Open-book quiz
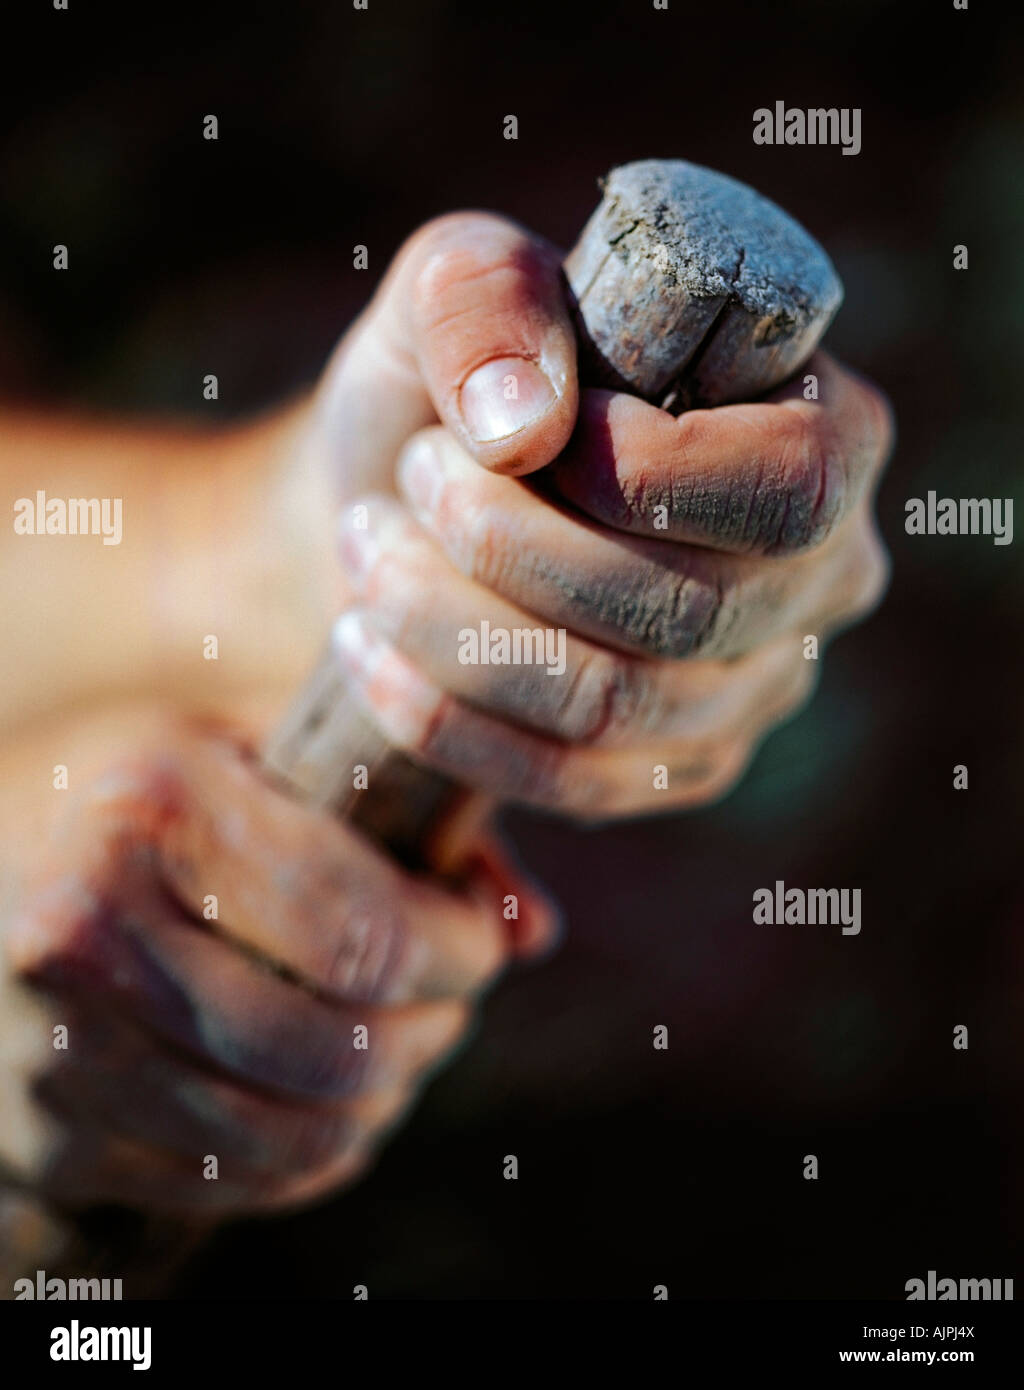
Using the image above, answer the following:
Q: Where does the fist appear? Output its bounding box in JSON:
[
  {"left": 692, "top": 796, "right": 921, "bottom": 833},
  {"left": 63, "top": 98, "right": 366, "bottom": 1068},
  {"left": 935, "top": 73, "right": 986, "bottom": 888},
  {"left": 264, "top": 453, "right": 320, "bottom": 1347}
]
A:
[
  {"left": 2, "top": 713, "right": 553, "bottom": 1215},
  {"left": 308, "top": 212, "right": 893, "bottom": 819}
]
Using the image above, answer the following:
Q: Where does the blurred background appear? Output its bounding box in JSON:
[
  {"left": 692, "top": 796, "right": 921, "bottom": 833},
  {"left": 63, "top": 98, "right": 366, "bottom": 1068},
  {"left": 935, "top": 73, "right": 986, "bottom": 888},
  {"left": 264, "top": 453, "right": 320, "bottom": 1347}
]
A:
[{"left": 2, "top": 0, "right": 1021, "bottom": 1297}]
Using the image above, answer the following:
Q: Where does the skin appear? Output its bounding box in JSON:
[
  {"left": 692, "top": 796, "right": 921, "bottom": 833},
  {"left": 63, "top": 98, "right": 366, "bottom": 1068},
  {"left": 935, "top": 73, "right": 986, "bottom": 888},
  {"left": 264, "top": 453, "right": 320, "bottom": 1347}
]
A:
[
  {"left": 0, "top": 705, "right": 553, "bottom": 1215},
  {"left": 0, "top": 210, "right": 892, "bottom": 1218},
  {"left": 317, "top": 212, "right": 893, "bottom": 818}
]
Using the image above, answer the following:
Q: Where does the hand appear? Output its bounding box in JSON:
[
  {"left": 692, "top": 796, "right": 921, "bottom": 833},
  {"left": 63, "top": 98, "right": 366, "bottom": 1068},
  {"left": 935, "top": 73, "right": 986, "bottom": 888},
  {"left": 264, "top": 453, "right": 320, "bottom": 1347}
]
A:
[
  {"left": 306, "top": 213, "right": 893, "bottom": 819},
  {"left": 1, "top": 710, "right": 553, "bottom": 1215}
]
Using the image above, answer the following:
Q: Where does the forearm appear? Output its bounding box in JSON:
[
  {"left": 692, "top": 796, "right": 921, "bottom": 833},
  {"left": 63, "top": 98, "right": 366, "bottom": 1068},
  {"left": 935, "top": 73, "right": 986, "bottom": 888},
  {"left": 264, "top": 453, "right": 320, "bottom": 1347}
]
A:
[{"left": 1, "top": 397, "right": 337, "bottom": 734}]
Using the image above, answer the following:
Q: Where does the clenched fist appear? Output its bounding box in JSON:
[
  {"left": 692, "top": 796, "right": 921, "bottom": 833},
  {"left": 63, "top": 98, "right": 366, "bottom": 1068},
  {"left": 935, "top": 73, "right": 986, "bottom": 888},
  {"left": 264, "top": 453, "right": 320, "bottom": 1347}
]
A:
[
  {"left": 0, "top": 200, "right": 891, "bottom": 1232},
  {"left": 1, "top": 711, "right": 553, "bottom": 1215},
  {"left": 309, "top": 212, "right": 893, "bottom": 819}
]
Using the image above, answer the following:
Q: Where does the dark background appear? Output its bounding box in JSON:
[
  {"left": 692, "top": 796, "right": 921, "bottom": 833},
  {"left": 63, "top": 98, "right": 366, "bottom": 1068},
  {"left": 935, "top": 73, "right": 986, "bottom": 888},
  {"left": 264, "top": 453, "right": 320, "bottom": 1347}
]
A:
[{"left": 2, "top": 0, "right": 1021, "bottom": 1297}]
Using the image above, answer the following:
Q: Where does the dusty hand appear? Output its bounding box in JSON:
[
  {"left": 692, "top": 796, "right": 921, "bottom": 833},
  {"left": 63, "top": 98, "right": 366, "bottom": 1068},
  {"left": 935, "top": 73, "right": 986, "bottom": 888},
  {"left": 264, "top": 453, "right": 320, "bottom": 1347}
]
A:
[
  {"left": 307, "top": 212, "right": 893, "bottom": 819},
  {"left": 1, "top": 712, "right": 552, "bottom": 1215}
]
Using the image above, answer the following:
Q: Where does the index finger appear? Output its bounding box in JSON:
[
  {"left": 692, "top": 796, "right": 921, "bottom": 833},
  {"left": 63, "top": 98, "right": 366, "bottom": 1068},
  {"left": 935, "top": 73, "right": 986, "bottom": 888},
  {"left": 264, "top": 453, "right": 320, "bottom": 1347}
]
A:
[{"left": 546, "top": 351, "right": 893, "bottom": 555}]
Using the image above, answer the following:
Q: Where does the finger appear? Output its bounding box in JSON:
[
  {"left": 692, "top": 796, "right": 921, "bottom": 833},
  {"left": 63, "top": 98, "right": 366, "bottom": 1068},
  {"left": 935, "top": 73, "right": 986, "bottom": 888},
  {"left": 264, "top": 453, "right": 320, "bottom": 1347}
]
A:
[
  {"left": 11, "top": 882, "right": 469, "bottom": 1104},
  {"left": 547, "top": 352, "right": 894, "bottom": 554},
  {"left": 343, "top": 492, "right": 645, "bottom": 740},
  {"left": 33, "top": 1124, "right": 309, "bottom": 1214},
  {"left": 314, "top": 211, "right": 578, "bottom": 488},
  {"left": 30, "top": 1004, "right": 407, "bottom": 1179},
  {"left": 331, "top": 609, "right": 767, "bottom": 818},
  {"left": 396, "top": 426, "right": 853, "bottom": 660},
  {"left": 344, "top": 494, "right": 823, "bottom": 747},
  {"left": 51, "top": 738, "right": 511, "bottom": 1003}
]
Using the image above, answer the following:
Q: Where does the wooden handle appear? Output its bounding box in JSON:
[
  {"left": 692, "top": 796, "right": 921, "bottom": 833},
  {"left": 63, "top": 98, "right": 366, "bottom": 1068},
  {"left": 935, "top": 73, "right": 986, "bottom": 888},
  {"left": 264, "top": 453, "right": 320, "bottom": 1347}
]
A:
[
  {"left": 263, "top": 159, "right": 844, "bottom": 868},
  {"left": 263, "top": 647, "right": 480, "bottom": 870},
  {"left": 11, "top": 161, "right": 844, "bottom": 1293}
]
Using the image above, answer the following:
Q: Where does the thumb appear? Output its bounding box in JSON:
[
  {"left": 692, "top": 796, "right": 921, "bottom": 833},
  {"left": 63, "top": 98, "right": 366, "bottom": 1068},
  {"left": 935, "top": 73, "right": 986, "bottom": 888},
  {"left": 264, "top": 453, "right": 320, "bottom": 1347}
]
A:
[{"left": 312, "top": 211, "right": 579, "bottom": 491}]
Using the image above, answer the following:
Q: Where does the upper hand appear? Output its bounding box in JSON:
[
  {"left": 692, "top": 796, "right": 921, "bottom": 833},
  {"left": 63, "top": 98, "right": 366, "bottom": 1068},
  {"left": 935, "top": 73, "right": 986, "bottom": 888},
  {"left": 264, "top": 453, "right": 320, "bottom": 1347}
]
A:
[{"left": 308, "top": 212, "right": 894, "bottom": 819}]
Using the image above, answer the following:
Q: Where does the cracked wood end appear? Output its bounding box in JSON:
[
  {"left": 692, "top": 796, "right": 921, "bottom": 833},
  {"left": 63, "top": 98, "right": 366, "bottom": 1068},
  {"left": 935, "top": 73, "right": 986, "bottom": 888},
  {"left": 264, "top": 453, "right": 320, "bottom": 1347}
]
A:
[{"left": 565, "top": 159, "right": 843, "bottom": 411}]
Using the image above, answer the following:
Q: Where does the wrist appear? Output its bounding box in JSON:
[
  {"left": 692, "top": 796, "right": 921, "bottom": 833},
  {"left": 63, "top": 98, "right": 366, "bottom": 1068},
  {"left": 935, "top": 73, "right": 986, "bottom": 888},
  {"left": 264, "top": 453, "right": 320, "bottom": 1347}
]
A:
[{"left": 159, "top": 395, "right": 341, "bottom": 702}]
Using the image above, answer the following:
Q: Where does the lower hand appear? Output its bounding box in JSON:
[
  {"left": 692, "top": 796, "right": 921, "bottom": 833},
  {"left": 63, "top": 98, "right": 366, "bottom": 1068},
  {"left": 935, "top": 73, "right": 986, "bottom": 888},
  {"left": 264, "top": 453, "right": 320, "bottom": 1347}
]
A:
[{"left": 1, "top": 711, "right": 553, "bottom": 1215}]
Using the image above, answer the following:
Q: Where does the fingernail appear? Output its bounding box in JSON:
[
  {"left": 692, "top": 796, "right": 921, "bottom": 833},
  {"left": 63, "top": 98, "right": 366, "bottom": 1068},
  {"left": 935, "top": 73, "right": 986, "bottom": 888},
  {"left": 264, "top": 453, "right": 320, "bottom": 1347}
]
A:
[
  {"left": 399, "top": 438, "right": 442, "bottom": 517},
  {"left": 337, "top": 521, "right": 379, "bottom": 585},
  {"left": 332, "top": 613, "right": 444, "bottom": 748},
  {"left": 460, "top": 356, "right": 556, "bottom": 442}
]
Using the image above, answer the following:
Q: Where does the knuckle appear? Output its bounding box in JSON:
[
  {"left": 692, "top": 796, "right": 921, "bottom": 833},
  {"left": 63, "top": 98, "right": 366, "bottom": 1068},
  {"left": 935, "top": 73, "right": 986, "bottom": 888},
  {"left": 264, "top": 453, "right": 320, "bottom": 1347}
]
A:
[
  {"left": 279, "top": 1110, "right": 358, "bottom": 1173},
  {"left": 458, "top": 493, "right": 517, "bottom": 592},
  {"left": 298, "top": 1028, "right": 375, "bottom": 1101},
  {"left": 763, "top": 658, "right": 818, "bottom": 729},
  {"left": 673, "top": 570, "right": 734, "bottom": 658},
  {"left": 273, "top": 853, "right": 413, "bottom": 1004},
  {"left": 421, "top": 691, "right": 578, "bottom": 810},
  {"left": 655, "top": 742, "right": 745, "bottom": 811},
  {"left": 256, "top": 1149, "right": 369, "bottom": 1212},
  {"left": 773, "top": 414, "right": 846, "bottom": 553},
  {"left": 659, "top": 684, "right": 721, "bottom": 742},
  {"left": 860, "top": 377, "right": 896, "bottom": 468},
  {"left": 559, "top": 652, "right": 656, "bottom": 745},
  {"left": 351, "top": 1089, "right": 414, "bottom": 1147},
  {"left": 364, "top": 542, "right": 430, "bottom": 633},
  {"left": 696, "top": 741, "right": 751, "bottom": 804},
  {"left": 546, "top": 752, "right": 616, "bottom": 817},
  {"left": 268, "top": 851, "right": 342, "bottom": 927},
  {"left": 381, "top": 1004, "right": 470, "bottom": 1087},
  {"left": 415, "top": 1000, "right": 472, "bottom": 1070},
  {"left": 612, "top": 565, "right": 729, "bottom": 659},
  {"left": 83, "top": 752, "right": 191, "bottom": 847},
  {"left": 410, "top": 217, "right": 538, "bottom": 335},
  {"left": 396, "top": 686, "right": 459, "bottom": 764},
  {"left": 6, "top": 882, "right": 113, "bottom": 982},
  {"left": 407, "top": 211, "right": 506, "bottom": 266},
  {"left": 320, "top": 905, "right": 413, "bottom": 1004},
  {"left": 522, "top": 744, "right": 580, "bottom": 808},
  {"left": 835, "top": 522, "right": 892, "bottom": 627},
  {"left": 854, "top": 527, "right": 892, "bottom": 616}
]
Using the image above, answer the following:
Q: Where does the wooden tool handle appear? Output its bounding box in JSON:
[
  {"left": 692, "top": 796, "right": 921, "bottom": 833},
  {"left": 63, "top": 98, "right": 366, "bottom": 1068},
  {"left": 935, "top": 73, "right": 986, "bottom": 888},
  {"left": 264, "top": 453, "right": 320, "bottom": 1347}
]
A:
[
  {"left": 263, "top": 159, "right": 844, "bottom": 868},
  {"left": 11, "top": 161, "right": 844, "bottom": 1294},
  {"left": 263, "top": 653, "right": 476, "bottom": 870}
]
